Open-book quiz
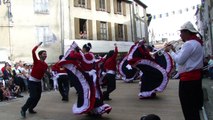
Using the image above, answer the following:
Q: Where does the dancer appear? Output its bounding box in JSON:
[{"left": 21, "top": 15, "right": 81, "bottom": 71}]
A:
[
  {"left": 20, "top": 42, "right": 48, "bottom": 118},
  {"left": 52, "top": 55, "right": 70, "bottom": 101},
  {"left": 102, "top": 43, "right": 118, "bottom": 101},
  {"left": 118, "top": 55, "right": 139, "bottom": 83},
  {"left": 59, "top": 42, "right": 111, "bottom": 116},
  {"left": 127, "top": 41, "right": 169, "bottom": 99}
]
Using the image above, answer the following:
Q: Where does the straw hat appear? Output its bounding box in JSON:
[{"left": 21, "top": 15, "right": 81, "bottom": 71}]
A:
[{"left": 180, "top": 21, "right": 198, "bottom": 33}]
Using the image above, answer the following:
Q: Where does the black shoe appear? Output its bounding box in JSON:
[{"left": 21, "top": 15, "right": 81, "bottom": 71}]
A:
[
  {"left": 62, "top": 98, "right": 69, "bottom": 102},
  {"left": 103, "top": 98, "right": 112, "bottom": 101},
  {"left": 29, "top": 109, "right": 37, "bottom": 114},
  {"left": 20, "top": 109, "right": 26, "bottom": 118},
  {"left": 17, "top": 95, "right": 24, "bottom": 98}
]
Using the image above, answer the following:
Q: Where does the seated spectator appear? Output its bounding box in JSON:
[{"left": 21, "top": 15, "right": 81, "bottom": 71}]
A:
[
  {"left": 8, "top": 80, "right": 23, "bottom": 98},
  {"left": 0, "top": 83, "right": 3, "bottom": 101},
  {"left": 140, "top": 114, "right": 161, "bottom": 120},
  {"left": 0, "top": 82, "right": 12, "bottom": 100}
]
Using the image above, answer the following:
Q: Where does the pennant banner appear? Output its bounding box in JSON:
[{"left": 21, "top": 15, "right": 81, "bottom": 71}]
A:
[{"left": 152, "top": 4, "right": 200, "bottom": 19}]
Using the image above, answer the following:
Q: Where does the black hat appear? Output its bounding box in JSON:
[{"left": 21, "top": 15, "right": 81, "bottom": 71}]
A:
[
  {"left": 140, "top": 114, "right": 161, "bottom": 120},
  {"left": 59, "top": 55, "right": 64, "bottom": 60}
]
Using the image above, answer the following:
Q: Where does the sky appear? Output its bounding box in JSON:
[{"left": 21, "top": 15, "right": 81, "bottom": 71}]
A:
[
  {"left": 142, "top": 0, "right": 201, "bottom": 14},
  {"left": 141, "top": 0, "right": 201, "bottom": 42}
]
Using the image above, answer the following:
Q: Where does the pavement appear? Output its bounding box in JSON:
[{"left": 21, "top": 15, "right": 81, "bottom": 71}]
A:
[
  {"left": 202, "top": 78, "right": 213, "bottom": 120},
  {"left": 0, "top": 79, "right": 211, "bottom": 120}
]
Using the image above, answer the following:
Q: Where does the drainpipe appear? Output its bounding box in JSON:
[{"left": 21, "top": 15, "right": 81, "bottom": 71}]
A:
[
  {"left": 60, "top": 0, "right": 64, "bottom": 55},
  {"left": 129, "top": 2, "right": 134, "bottom": 42},
  {"left": 132, "top": 2, "right": 136, "bottom": 41},
  {"left": 68, "top": 0, "right": 71, "bottom": 40}
]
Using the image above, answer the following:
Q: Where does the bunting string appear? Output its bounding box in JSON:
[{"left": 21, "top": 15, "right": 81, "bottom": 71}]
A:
[{"left": 151, "top": 4, "right": 200, "bottom": 20}]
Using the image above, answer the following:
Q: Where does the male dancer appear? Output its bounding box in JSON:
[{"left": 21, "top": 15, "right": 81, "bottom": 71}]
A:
[
  {"left": 103, "top": 43, "right": 118, "bottom": 101},
  {"left": 20, "top": 42, "right": 48, "bottom": 118},
  {"left": 52, "top": 55, "right": 70, "bottom": 101}
]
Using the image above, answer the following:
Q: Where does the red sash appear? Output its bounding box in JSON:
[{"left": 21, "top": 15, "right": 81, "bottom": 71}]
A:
[{"left": 180, "top": 69, "right": 202, "bottom": 81}]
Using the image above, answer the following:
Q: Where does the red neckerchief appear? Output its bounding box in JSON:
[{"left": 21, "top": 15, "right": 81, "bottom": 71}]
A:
[{"left": 188, "top": 35, "right": 203, "bottom": 46}]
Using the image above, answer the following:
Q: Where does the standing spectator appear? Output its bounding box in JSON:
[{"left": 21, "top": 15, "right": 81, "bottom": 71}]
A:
[
  {"left": 52, "top": 55, "right": 70, "bottom": 101},
  {"left": 208, "top": 55, "right": 213, "bottom": 79},
  {"left": 0, "top": 70, "right": 4, "bottom": 84},
  {"left": 19, "top": 63, "right": 30, "bottom": 91},
  {"left": 12, "top": 64, "right": 25, "bottom": 92},
  {"left": 165, "top": 21, "right": 204, "bottom": 120},
  {"left": 1, "top": 62, "right": 10, "bottom": 73},
  {"left": 2, "top": 63, "right": 13, "bottom": 87},
  {"left": 20, "top": 42, "right": 48, "bottom": 118},
  {"left": 102, "top": 43, "right": 118, "bottom": 101}
]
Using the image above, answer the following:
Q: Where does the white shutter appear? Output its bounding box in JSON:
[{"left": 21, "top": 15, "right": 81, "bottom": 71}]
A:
[
  {"left": 36, "top": 27, "right": 43, "bottom": 43},
  {"left": 44, "top": 0, "right": 49, "bottom": 12}
]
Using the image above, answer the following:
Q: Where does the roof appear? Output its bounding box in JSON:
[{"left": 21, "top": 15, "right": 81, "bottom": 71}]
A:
[
  {"left": 122, "top": 0, "right": 147, "bottom": 8},
  {"left": 134, "top": 0, "right": 147, "bottom": 8}
]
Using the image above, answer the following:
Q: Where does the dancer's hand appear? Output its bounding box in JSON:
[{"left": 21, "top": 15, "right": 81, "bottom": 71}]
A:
[{"left": 37, "top": 42, "right": 43, "bottom": 47}]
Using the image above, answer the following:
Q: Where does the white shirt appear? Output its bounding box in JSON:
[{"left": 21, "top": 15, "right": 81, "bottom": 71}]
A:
[
  {"left": 208, "top": 59, "right": 213, "bottom": 65},
  {"left": 170, "top": 40, "right": 204, "bottom": 74}
]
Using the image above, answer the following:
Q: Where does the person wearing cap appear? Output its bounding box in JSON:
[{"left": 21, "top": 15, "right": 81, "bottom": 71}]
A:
[{"left": 165, "top": 21, "right": 204, "bottom": 120}]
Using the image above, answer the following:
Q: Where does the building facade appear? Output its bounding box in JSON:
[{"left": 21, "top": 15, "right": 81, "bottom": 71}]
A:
[
  {"left": 0, "top": 0, "right": 148, "bottom": 63},
  {"left": 196, "top": 0, "right": 213, "bottom": 56}
]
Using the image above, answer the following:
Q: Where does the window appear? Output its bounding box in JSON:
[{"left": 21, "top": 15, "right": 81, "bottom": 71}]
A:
[
  {"left": 34, "top": 0, "right": 49, "bottom": 14},
  {"left": 78, "top": 0, "right": 86, "bottom": 7},
  {"left": 100, "top": 22, "right": 107, "bottom": 40},
  {"left": 117, "top": 0, "right": 122, "bottom": 13},
  {"left": 99, "top": 0, "right": 105, "bottom": 10},
  {"left": 118, "top": 24, "right": 124, "bottom": 40},
  {"left": 79, "top": 19, "right": 87, "bottom": 39},
  {"left": 135, "top": 4, "right": 139, "bottom": 15},
  {"left": 36, "top": 26, "right": 56, "bottom": 45}
]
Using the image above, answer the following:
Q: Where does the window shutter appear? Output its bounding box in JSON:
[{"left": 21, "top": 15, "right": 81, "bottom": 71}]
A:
[
  {"left": 115, "top": 23, "right": 118, "bottom": 41},
  {"left": 88, "top": 20, "right": 93, "bottom": 40},
  {"left": 124, "top": 24, "right": 128, "bottom": 41},
  {"left": 114, "top": 0, "right": 117, "bottom": 14},
  {"left": 123, "top": 2, "right": 126, "bottom": 16},
  {"left": 74, "top": 0, "right": 78, "bottom": 7},
  {"left": 96, "top": 21, "right": 101, "bottom": 40},
  {"left": 96, "top": 0, "right": 100, "bottom": 11},
  {"left": 74, "top": 18, "right": 80, "bottom": 39},
  {"left": 87, "top": 0, "right": 91, "bottom": 9},
  {"left": 108, "top": 22, "right": 112, "bottom": 41},
  {"left": 107, "top": 0, "right": 111, "bottom": 13}
]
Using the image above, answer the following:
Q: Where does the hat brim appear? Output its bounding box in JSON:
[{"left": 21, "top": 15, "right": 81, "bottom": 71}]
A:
[{"left": 179, "top": 29, "right": 198, "bottom": 33}]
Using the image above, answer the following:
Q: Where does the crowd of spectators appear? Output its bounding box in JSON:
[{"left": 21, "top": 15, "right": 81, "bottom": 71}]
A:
[{"left": 0, "top": 61, "right": 55, "bottom": 102}]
